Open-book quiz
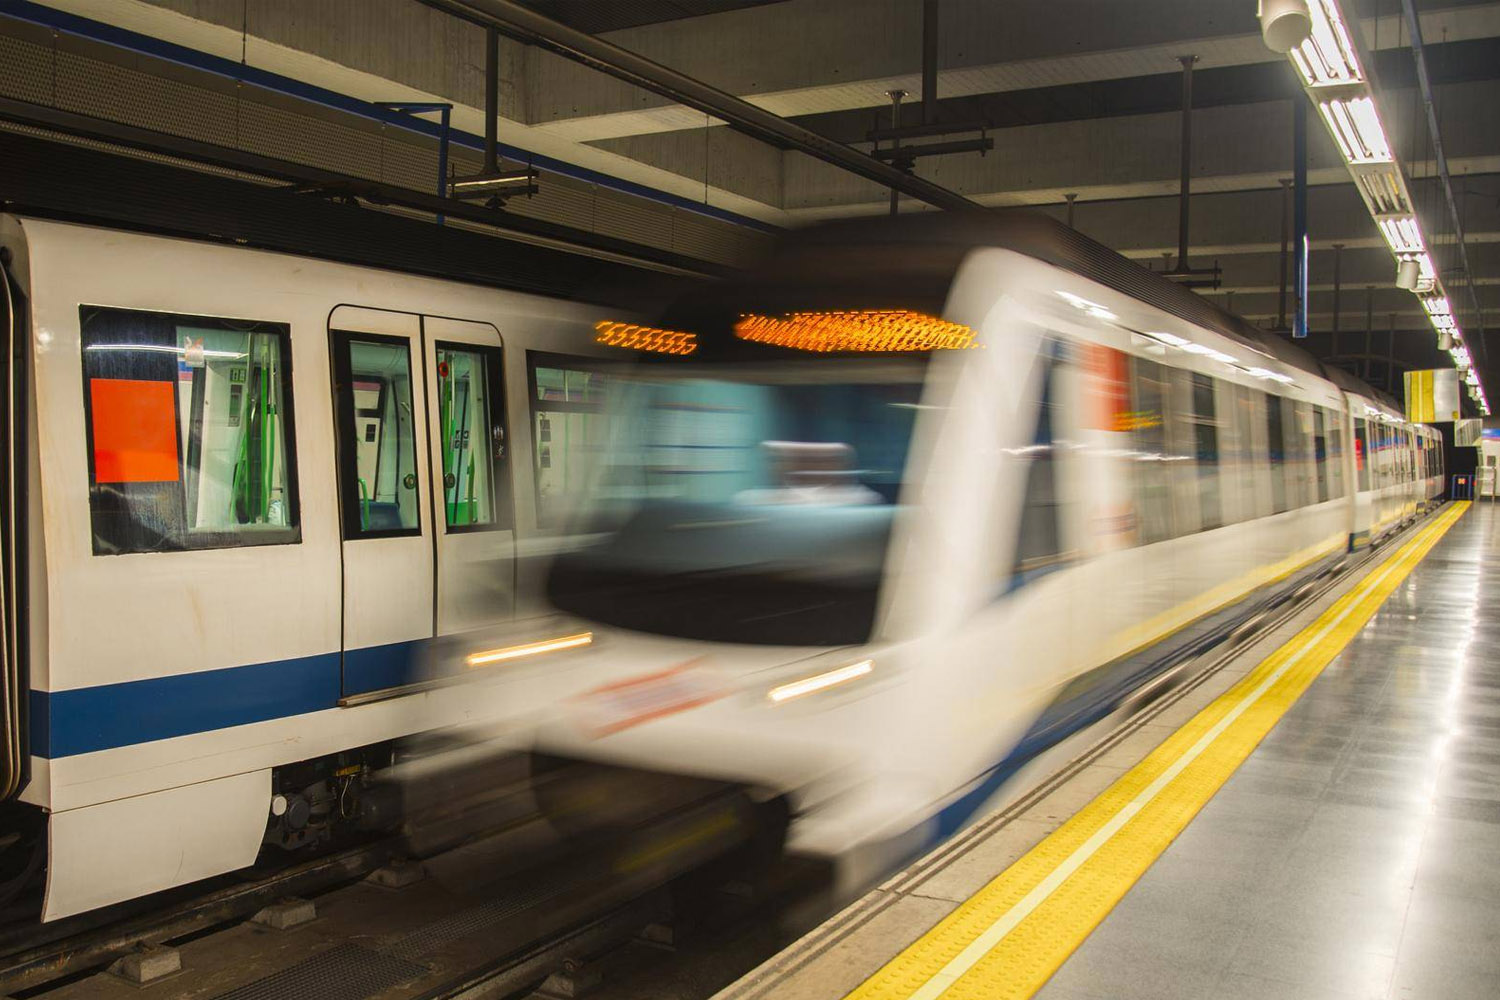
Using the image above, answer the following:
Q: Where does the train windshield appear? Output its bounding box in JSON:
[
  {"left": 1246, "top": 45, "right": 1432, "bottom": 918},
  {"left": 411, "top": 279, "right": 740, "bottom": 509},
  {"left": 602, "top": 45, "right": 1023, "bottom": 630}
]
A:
[{"left": 547, "top": 362, "right": 924, "bottom": 646}]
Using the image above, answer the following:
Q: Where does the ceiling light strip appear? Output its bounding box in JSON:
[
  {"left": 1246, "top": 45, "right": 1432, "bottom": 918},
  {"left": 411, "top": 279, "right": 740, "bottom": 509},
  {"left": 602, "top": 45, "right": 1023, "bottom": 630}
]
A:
[{"left": 1287, "top": 0, "right": 1486, "bottom": 414}]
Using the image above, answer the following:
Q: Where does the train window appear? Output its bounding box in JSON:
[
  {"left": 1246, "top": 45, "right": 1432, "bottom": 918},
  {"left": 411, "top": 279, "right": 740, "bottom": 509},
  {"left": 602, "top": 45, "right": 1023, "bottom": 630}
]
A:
[
  {"left": 436, "top": 344, "right": 510, "bottom": 531},
  {"left": 80, "top": 306, "right": 299, "bottom": 555},
  {"left": 529, "top": 352, "right": 607, "bottom": 527},
  {"left": 1312, "top": 407, "right": 1329, "bottom": 503},
  {"left": 1227, "top": 382, "right": 1261, "bottom": 523},
  {"left": 332, "top": 332, "right": 421, "bottom": 538},
  {"left": 1325, "top": 408, "right": 1345, "bottom": 499},
  {"left": 1013, "top": 345, "right": 1065, "bottom": 576},
  {"left": 1288, "top": 402, "right": 1315, "bottom": 508},
  {"left": 1129, "top": 357, "right": 1175, "bottom": 544},
  {"left": 1186, "top": 372, "right": 1221, "bottom": 530},
  {"left": 1266, "top": 392, "right": 1288, "bottom": 514},
  {"left": 1353, "top": 419, "right": 1370, "bottom": 491}
]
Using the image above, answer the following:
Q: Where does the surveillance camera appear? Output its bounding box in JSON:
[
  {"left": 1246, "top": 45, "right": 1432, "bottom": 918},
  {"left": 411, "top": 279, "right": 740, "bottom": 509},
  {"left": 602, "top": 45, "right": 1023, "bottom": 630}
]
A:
[{"left": 1260, "top": 0, "right": 1313, "bottom": 54}]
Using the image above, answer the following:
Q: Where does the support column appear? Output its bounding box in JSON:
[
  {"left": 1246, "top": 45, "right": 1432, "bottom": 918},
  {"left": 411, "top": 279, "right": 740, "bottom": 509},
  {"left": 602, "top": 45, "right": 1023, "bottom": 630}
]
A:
[
  {"left": 1278, "top": 178, "right": 1291, "bottom": 330},
  {"left": 484, "top": 26, "right": 499, "bottom": 175},
  {"left": 922, "top": 0, "right": 938, "bottom": 124},
  {"left": 886, "top": 89, "right": 906, "bottom": 216},
  {"left": 1293, "top": 99, "right": 1309, "bottom": 339},
  {"left": 1176, "top": 55, "right": 1197, "bottom": 272},
  {"left": 1331, "top": 242, "right": 1344, "bottom": 354}
]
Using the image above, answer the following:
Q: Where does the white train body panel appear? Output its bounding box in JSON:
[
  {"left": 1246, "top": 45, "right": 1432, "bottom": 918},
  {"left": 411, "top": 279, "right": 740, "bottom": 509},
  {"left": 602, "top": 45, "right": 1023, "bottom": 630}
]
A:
[
  {"left": 0, "top": 214, "right": 1449, "bottom": 920},
  {"left": 464, "top": 244, "right": 1446, "bottom": 866},
  {"left": 2, "top": 216, "right": 617, "bottom": 919}
]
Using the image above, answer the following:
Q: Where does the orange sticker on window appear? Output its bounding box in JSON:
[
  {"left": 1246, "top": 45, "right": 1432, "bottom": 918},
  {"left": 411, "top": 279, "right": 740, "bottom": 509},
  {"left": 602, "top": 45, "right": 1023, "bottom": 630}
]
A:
[
  {"left": 90, "top": 378, "right": 179, "bottom": 483},
  {"left": 1084, "top": 343, "right": 1131, "bottom": 431}
]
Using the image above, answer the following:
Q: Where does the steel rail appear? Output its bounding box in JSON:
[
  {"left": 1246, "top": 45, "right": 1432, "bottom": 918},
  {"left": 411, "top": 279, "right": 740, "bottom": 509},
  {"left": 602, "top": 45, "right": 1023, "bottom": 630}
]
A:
[
  {"left": 421, "top": 0, "right": 984, "bottom": 215},
  {"left": 0, "top": 837, "right": 401, "bottom": 994}
]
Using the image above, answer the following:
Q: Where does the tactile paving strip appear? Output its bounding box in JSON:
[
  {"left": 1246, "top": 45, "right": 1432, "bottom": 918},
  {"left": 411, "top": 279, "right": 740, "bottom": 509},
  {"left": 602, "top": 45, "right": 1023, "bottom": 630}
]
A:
[
  {"left": 842, "top": 503, "right": 1469, "bottom": 1000},
  {"left": 206, "top": 943, "right": 426, "bottom": 1000}
]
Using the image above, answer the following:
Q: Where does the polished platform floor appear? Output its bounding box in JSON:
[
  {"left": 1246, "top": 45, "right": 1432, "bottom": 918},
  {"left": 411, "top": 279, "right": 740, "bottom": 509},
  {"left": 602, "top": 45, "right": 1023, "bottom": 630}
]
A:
[{"left": 1038, "top": 502, "right": 1500, "bottom": 1000}]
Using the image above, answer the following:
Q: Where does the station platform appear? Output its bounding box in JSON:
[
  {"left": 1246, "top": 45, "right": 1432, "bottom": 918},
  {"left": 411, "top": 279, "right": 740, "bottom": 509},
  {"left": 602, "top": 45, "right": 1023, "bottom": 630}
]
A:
[{"left": 717, "top": 501, "right": 1494, "bottom": 1000}]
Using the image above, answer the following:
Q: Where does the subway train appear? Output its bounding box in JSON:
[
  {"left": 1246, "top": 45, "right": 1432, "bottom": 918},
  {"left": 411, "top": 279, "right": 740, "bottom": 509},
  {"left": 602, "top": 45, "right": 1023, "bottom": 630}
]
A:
[
  {"left": 0, "top": 212, "right": 654, "bottom": 920},
  {"left": 457, "top": 213, "right": 1446, "bottom": 883}
]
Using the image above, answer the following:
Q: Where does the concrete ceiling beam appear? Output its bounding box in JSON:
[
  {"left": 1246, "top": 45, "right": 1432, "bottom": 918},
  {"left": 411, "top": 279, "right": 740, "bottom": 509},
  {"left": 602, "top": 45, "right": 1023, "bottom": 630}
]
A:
[{"left": 521, "top": 0, "right": 1500, "bottom": 142}]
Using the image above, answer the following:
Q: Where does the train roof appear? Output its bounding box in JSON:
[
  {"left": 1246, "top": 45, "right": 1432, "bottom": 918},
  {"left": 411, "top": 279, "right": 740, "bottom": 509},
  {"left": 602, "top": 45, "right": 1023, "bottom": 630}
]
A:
[{"left": 757, "top": 212, "right": 1405, "bottom": 414}]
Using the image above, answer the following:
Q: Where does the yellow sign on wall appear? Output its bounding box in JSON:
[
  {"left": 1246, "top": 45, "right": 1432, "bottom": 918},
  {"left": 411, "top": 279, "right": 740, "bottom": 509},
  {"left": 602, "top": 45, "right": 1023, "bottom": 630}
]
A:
[{"left": 1405, "top": 368, "right": 1460, "bottom": 422}]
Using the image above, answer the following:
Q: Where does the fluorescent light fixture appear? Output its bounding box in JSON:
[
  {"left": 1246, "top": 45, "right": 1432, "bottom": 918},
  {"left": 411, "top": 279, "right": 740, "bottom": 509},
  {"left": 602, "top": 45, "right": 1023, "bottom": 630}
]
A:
[
  {"left": 767, "top": 660, "right": 873, "bottom": 703},
  {"left": 1422, "top": 296, "right": 1452, "bottom": 316},
  {"left": 1432, "top": 314, "right": 1457, "bottom": 331},
  {"left": 449, "top": 168, "right": 537, "bottom": 195},
  {"left": 1141, "top": 331, "right": 1192, "bottom": 347},
  {"left": 1319, "top": 97, "right": 1393, "bottom": 164},
  {"left": 1377, "top": 216, "right": 1424, "bottom": 254},
  {"left": 1292, "top": 0, "right": 1364, "bottom": 86},
  {"left": 465, "top": 631, "right": 593, "bottom": 668}
]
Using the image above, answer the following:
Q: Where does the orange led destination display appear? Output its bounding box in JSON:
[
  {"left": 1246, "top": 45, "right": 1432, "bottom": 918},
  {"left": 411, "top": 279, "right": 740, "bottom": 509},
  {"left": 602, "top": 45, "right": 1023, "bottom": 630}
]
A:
[
  {"left": 734, "top": 309, "right": 976, "bottom": 353},
  {"left": 594, "top": 321, "right": 698, "bottom": 355},
  {"left": 90, "top": 378, "right": 180, "bottom": 483}
]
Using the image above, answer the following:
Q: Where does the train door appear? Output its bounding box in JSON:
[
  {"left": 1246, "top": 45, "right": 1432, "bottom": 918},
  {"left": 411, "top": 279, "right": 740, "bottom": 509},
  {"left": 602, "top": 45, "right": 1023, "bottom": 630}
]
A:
[
  {"left": 329, "top": 307, "right": 435, "bottom": 698},
  {"left": 421, "top": 317, "right": 514, "bottom": 635},
  {"left": 0, "top": 255, "right": 25, "bottom": 800}
]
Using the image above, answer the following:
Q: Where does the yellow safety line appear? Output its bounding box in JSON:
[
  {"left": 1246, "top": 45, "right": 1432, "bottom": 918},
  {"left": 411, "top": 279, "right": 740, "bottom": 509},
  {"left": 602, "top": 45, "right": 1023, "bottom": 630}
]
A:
[{"left": 844, "top": 502, "right": 1470, "bottom": 1000}]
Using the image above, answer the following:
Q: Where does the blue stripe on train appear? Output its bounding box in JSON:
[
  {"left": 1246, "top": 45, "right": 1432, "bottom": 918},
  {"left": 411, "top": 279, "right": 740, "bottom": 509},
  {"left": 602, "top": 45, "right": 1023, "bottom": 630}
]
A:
[
  {"left": 32, "top": 651, "right": 341, "bottom": 759},
  {"left": 30, "top": 636, "right": 455, "bottom": 758}
]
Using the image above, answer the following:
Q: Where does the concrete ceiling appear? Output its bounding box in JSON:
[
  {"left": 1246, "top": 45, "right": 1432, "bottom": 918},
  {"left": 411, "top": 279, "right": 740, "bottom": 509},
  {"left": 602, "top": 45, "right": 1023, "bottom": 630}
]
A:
[{"left": 9, "top": 0, "right": 1500, "bottom": 395}]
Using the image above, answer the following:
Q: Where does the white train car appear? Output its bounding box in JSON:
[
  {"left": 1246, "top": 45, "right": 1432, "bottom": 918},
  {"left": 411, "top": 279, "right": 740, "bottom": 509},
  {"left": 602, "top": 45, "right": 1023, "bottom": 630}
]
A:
[
  {"left": 0, "top": 213, "right": 654, "bottom": 920},
  {"left": 450, "top": 214, "right": 1446, "bottom": 882}
]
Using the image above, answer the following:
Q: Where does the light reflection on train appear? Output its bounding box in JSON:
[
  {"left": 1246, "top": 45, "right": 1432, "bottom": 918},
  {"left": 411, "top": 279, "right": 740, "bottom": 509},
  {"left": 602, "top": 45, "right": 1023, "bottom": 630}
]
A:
[{"left": 447, "top": 214, "right": 1445, "bottom": 888}]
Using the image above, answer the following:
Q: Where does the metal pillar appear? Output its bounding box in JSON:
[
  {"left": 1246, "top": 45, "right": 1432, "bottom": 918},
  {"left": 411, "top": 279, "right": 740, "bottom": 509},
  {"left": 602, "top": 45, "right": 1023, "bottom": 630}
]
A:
[
  {"left": 373, "top": 101, "right": 452, "bottom": 225},
  {"left": 1293, "top": 99, "right": 1309, "bottom": 339},
  {"left": 1331, "top": 242, "right": 1344, "bottom": 353},
  {"left": 922, "top": 0, "right": 938, "bottom": 124},
  {"left": 484, "top": 26, "right": 500, "bottom": 175},
  {"left": 1388, "top": 312, "right": 1398, "bottom": 393},
  {"left": 1065, "top": 192, "right": 1077, "bottom": 229},
  {"left": 1278, "top": 178, "right": 1291, "bottom": 330},
  {"left": 1401, "top": 0, "right": 1487, "bottom": 364},
  {"left": 1176, "top": 55, "right": 1197, "bottom": 271},
  {"left": 426, "top": 0, "right": 981, "bottom": 214},
  {"left": 887, "top": 89, "right": 906, "bottom": 216}
]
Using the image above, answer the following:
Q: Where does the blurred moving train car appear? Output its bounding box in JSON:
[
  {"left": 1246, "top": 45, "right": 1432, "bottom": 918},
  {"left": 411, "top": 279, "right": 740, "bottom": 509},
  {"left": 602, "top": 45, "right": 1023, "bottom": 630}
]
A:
[
  {"left": 0, "top": 210, "right": 674, "bottom": 921},
  {"left": 467, "top": 214, "right": 1445, "bottom": 885}
]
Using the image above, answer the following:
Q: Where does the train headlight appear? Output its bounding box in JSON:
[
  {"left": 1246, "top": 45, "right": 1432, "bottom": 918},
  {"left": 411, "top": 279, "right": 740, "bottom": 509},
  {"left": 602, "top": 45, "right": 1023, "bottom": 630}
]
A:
[
  {"left": 767, "top": 660, "right": 874, "bottom": 704},
  {"left": 465, "top": 631, "right": 593, "bottom": 668}
]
